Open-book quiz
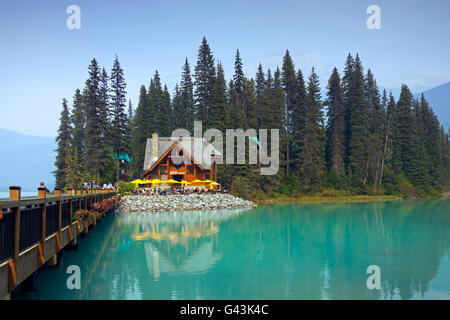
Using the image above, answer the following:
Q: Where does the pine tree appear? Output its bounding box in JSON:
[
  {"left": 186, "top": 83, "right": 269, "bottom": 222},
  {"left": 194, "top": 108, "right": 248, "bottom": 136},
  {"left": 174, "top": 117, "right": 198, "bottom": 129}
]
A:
[
  {"left": 365, "top": 69, "right": 384, "bottom": 186},
  {"left": 132, "top": 85, "right": 150, "bottom": 173},
  {"left": 209, "top": 62, "right": 228, "bottom": 133},
  {"left": 342, "top": 53, "right": 355, "bottom": 171},
  {"left": 255, "top": 63, "right": 266, "bottom": 97},
  {"left": 412, "top": 98, "right": 429, "bottom": 189},
  {"left": 325, "top": 67, "right": 345, "bottom": 176},
  {"left": 272, "top": 67, "right": 287, "bottom": 131},
  {"left": 347, "top": 54, "right": 369, "bottom": 192},
  {"left": 70, "top": 88, "right": 85, "bottom": 160},
  {"left": 99, "top": 67, "right": 111, "bottom": 146},
  {"left": 439, "top": 126, "right": 450, "bottom": 188},
  {"left": 110, "top": 55, "right": 128, "bottom": 154},
  {"left": 392, "top": 85, "right": 420, "bottom": 185},
  {"left": 83, "top": 58, "right": 103, "bottom": 178},
  {"left": 180, "top": 58, "right": 194, "bottom": 132},
  {"left": 194, "top": 37, "right": 216, "bottom": 126},
  {"left": 148, "top": 71, "right": 164, "bottom": 134},
  {"left": 241, "top": 77, "right": 257, "bottom": 130},
  {"left": 127, "top": 99, "right": 134, "bottom": 120},
  {"left": 64, "top": 141, "right": 84, "bottom": 189},
  {"left": 281, "top": 50, "right": 298, "bottom": 176},
  {"left": 172, "top": 83, "right": 183, "bottom": 129},
  {"left": 233, "top": 49, "right": 244, "bottom": 95},
  {"left": 291, "top": 69, "right": 307, "bottom": 175},
  {"left": 299, "top": 68, "right": 325, "bottom": 190},
  {"left": 161, "top": 84, "right": 172, "bottom": 136},
  {"left": 379, "top": 91, "right": 396, "bottom": 186},
  {"left": 227, "top": 80, "right": 243, "bottom": 129},
  {"left": 54, "top": 98, "right": 72, "bottom": 189},
  {"left": 420, "top": 94, "right": 442, "bottom": 191},
  {"left": 125, "top": 99, "right": 134, "bottom": 159}
]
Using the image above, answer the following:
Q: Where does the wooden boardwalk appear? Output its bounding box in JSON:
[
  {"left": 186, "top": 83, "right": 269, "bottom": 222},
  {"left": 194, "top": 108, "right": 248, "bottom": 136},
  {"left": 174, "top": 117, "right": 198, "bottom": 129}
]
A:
[{"left": 0, "top": 187, "right": 117, "bottom": 299}]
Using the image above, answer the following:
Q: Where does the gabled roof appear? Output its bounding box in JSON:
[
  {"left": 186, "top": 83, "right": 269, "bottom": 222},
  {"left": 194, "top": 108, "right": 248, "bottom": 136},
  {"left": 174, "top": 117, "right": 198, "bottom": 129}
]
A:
[{"left": 143, "top": 136, "right": 222, "bottom": 172}]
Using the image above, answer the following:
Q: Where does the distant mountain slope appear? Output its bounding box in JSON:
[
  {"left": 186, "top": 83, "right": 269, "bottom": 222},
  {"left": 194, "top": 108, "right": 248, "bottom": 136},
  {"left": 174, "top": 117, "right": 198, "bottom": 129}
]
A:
[
  {"left": 417, "top": 82, "right": 450, "bottom": 129},
  {"left": 0, "top": 129, "right": 55, "bottom": 192}
]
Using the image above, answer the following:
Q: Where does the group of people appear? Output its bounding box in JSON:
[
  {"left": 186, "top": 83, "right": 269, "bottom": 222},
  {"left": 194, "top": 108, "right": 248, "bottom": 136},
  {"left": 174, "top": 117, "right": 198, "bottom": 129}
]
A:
[
  {"left": 101, "top": 183, "right": 116, "bottom": 190},
  {"left": 135, "top": 186, "right": 222, "bottom": 196}
]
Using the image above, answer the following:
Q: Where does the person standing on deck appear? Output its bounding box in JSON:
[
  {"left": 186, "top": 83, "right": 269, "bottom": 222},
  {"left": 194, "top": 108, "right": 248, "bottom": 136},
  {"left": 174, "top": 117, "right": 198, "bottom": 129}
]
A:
[{"left": 39, "top": 182, "right": 50, "bottom": 194}]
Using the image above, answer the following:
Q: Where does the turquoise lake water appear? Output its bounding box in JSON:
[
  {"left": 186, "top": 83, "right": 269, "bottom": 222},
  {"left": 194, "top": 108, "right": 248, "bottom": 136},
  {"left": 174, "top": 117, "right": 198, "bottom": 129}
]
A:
[{"left": 15, "top": 199, "right": 450, "bottom": 300}]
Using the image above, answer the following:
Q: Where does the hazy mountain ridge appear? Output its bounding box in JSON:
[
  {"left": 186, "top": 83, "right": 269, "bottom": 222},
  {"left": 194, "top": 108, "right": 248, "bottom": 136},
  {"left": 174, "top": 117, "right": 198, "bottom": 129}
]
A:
[
  {"left": 0, "top": 129, "right": 55, "bottom": 191},
  {"left": 416, "top": 81, "right": 450, "bottom": 129}
]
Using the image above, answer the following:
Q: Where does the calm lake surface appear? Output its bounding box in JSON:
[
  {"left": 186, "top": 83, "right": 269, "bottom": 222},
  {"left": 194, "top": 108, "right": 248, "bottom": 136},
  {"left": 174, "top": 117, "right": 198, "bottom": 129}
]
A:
[{"left": 15, "top": 199, "right": 450, "bottom": 300}]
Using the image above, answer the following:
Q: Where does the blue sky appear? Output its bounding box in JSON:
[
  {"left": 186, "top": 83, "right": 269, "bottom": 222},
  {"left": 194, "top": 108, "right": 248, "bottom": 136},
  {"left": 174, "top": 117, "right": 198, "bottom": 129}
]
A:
[{"left": 1, "top": 0, "right": 449, "bottom": 137}]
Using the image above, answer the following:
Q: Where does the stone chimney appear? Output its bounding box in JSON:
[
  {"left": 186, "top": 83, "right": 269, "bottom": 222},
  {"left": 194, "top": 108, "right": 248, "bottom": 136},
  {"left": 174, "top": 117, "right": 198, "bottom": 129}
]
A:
[{"left": 152, "top": 132, "right": 159, "bottom": 160}]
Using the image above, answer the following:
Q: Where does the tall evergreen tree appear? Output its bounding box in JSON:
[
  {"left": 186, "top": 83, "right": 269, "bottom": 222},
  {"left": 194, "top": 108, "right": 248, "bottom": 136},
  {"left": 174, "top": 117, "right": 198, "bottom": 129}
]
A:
[
  {"left": 379, "top": 91, "right": 396, "bottom": 186},
  {"left": 99, "top": 67, "right": 111, "bottom": 146},
  {"left": 392, "top": 85, "right": 421, "bottom": 186},
  {"left": 365, "top": 69, "right": 384, "bottom": 186},
  {"left": 299, "top": 68, "right": 325, "bottom": 189},
  {"left": 83, "top": 58, "right": 103, "bottom": 178},
  {"left": 110, "top": 55, "right": 128, "bottom": 154},
  {"left": 172, "top": 83, "right": 183, "bottom": 129},
  {"left": 161, "top": 84, "right": 172, "bottom": 136},
  {"left": 70, "top": 88, "right": 85, "bottom": 160},
  {"left": 233, "top": 49, "right": 244, "bottom": 95},
  {"left": 226, "top": 80, "right": 243, "bottom": 129},
  {"left": 347, "top": 54, "right": 369, "bottom": 191},
  {"left": 325, "top": 67, "right": 345, "bottom": 176},
  {"left": 180, "top": 58, "right": 194, "bottom": 132},
  {"left": 281, "top": 50, "right": 299, "bottom": 176},
  {"left": 291, "top": 69, "right": 307, "bottom": 175},
  {"left": 255, "top": 63, "right": 266, "bottom": 97},
  {"left": 420, "top": 94, "right": 442, "bottom": 191},
  {"left": 127, "top": 99, "right": 134, "bottom": 120},
  {"left": 54, "top": 98, "right": 72, "bottom": 188},
  {"left": 342, "top": 53, "right": 355, "bottom": 170},
  {"left": 194, "top": 37, "right": 216, "bottom": 126},
  {"left": 64, "top": 141, "right": 83, "bottom": 189},
  {"left": 132, "top": 85, "right": 150, "bottom": 173},
  {"left": 209, "top": 62, "right": 228, "bottom": 132}
]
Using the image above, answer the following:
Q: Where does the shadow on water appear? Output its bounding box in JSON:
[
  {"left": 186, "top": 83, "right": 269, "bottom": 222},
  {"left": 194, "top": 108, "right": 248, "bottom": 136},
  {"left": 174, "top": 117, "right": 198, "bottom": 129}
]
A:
[{"left": 15, "top": 199, "right": 450, "bottom": 300}]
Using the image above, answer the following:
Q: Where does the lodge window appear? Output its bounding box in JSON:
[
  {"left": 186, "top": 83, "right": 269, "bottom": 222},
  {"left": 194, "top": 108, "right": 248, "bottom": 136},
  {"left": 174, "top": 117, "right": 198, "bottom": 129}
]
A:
[{"left": 161, "top": 167, "right": 167, "bottom": 174}]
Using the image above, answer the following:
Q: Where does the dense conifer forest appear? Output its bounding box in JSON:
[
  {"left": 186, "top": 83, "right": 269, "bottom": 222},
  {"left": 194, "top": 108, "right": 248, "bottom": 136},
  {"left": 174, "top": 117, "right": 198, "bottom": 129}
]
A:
[{"left": 54, "top": 37, "right": 450, "bottom": 199}]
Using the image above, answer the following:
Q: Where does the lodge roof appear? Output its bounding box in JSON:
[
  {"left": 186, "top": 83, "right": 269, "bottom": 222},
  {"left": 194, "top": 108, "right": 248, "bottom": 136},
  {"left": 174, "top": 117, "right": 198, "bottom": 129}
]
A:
[{"left": 143, "top": 135, "right": 222, "bottom": 172}]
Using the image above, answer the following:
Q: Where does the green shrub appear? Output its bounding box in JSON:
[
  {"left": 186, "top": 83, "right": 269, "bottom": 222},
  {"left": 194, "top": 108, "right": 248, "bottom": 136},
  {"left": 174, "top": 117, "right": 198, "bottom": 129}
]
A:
[{"left": 117, "top": 180, "right": 135, "bottom": 196}]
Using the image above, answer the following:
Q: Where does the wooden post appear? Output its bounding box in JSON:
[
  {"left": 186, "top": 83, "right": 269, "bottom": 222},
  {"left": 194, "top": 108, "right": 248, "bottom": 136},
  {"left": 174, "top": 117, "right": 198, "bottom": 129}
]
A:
[
  {"left": 67, "top": 188, "right": 73, "bottom": 196},
  {"left": 54, "top": 188, "right": 61, "bottom": 197},
  {"left": 69, "top": 194, "right": 73, "bottom": 226},
  {"left": 38, "top": 187, "right": 47, "bottom": 244},
  {"left": 9, "top": 186, "right": 21, "bottom": 264},
  {"left": 56, "top": 188, "right": 62, "bottom": 242},
  {"left": 167, "top": 157, "right": 170, "bottom": 179}
]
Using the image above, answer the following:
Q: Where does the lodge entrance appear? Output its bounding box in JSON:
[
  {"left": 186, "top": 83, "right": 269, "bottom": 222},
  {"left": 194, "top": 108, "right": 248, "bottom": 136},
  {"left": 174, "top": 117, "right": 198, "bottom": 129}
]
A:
[{"left": 173, "top": 174, "right": 183, "bottom": 182}]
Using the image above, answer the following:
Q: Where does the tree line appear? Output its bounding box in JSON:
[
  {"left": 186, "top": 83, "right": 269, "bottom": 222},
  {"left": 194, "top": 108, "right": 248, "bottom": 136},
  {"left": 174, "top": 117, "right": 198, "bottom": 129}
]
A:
[
  {"left": 55, "top": 37, "right": 450, "bottom": 197},
  {"left": 54, "top": 55, "right": 131, "bottom": 189}
]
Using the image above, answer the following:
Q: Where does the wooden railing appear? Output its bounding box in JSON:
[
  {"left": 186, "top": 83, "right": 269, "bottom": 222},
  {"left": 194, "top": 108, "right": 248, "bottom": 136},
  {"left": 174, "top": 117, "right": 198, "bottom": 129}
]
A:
[{"left": 0, "top": 186, "right": 117, "bottom": 298}]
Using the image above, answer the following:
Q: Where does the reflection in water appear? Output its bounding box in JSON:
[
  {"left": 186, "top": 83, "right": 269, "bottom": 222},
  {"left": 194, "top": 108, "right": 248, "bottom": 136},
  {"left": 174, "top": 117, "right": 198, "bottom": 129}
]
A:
[
  {"left": 123, "top": 209, "right": 249, "bottom": 280},
  {"left": 15, "top": 199, "right": 450, "bottom": 300}
]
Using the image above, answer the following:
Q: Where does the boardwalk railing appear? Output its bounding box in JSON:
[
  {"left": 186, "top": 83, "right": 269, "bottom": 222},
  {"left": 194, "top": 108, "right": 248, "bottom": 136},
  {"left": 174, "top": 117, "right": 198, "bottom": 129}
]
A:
[{"left": 0, "top": 186, "right": 117, "bottom": 299}]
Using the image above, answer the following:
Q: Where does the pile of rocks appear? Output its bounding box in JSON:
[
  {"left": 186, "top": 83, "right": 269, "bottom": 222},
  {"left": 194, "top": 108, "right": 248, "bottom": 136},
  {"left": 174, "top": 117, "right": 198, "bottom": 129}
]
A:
[{"left": 120, "top": 193, "right": 256, "bottom": 212}]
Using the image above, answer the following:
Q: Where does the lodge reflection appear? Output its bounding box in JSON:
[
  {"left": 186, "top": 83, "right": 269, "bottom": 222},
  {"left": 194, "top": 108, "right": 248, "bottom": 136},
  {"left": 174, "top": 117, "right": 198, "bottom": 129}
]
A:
[{"left": 116, "top": 209, "right": 248, "bottom": 279}]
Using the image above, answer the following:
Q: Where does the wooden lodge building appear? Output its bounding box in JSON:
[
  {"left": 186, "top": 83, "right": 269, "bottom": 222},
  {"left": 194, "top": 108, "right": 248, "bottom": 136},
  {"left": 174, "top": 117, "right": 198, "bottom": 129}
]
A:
[{"left": 142, "top": 133, "right": 222, "bottom": 185}]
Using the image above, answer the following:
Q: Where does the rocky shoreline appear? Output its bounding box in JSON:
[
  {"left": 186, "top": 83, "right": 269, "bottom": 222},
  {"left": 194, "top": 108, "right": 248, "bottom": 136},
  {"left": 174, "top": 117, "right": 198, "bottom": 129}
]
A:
[{"left": 119, "top": 193, "right": 257, "bottom": 212}]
